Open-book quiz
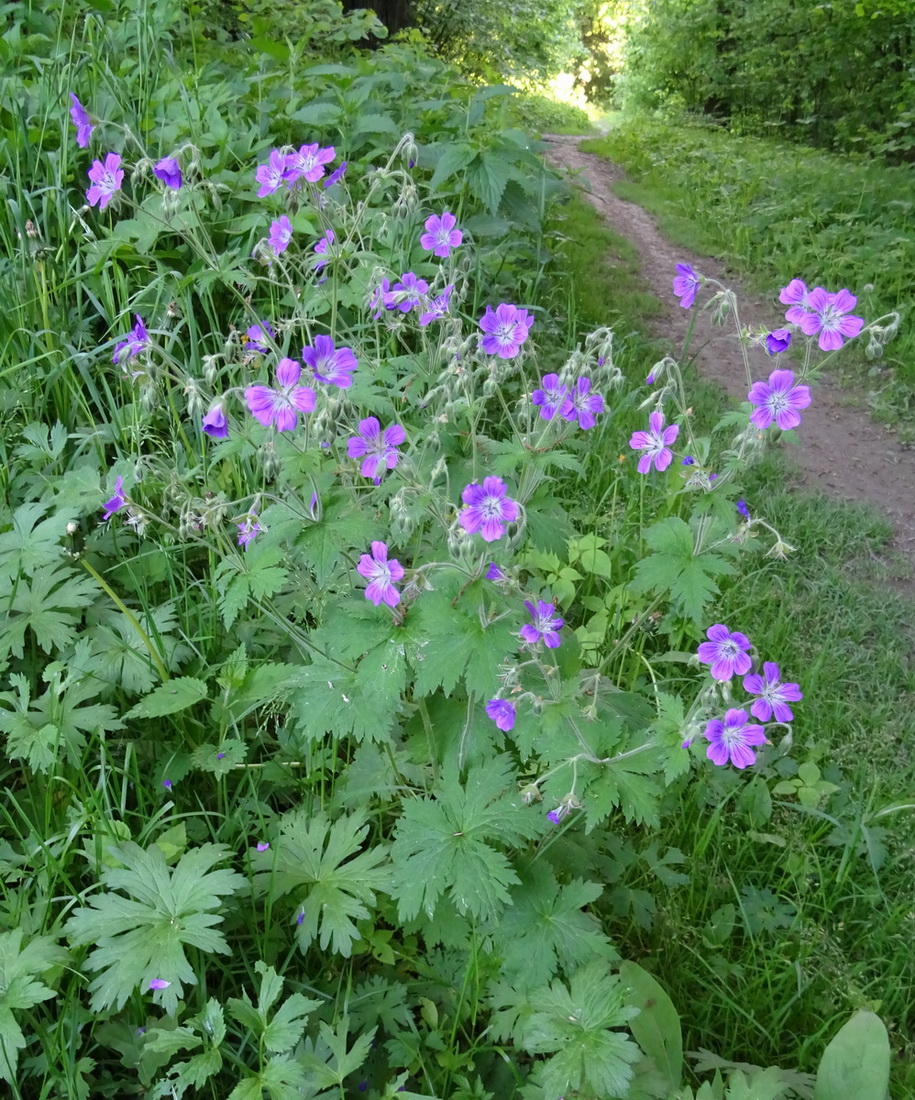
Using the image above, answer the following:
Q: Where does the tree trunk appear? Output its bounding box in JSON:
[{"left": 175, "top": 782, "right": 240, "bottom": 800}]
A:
[{"left": 342, "top": 0, "right": 415, "bottom": 37}]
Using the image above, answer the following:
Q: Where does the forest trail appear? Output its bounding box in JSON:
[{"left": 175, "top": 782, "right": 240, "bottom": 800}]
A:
[{"left": 543, "top": 133, "right": 915, "bottom": 585}]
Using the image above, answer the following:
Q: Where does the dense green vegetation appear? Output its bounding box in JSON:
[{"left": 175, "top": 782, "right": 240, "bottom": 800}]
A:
[{"left": 1, "top": 0, "right": 913, "bottom": 1097}]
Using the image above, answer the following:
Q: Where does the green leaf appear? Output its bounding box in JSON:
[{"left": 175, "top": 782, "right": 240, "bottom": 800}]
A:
[
  {"left": 430, "top": 142, "right": 473, "bottom": 190},
  {"left": 814, "top": 1011, "right": 890, "bottom": 1100},
  {"left": 620, "top": 962, "right": 683, "bottom": 1092},
  {"left": 0, "top": 930, "right": 67, "bottom": 1084},
  {"left": 467, "top": 150, "right": 512, "bottom": 213},
  {"left": 0, "top": 501, "right": 75, "bottom": 580},
  {"left": 289, "top": 101, "right": 343, "bottom": 126},
  {"left": 65, "top": 842, "right": 244, "bottom": 1013},
  {"left": 1, "top": 564, "right": 99, "bottom": 659},
  {"left": 354, "top": 112, "right": 399, "bottom": 135},
  {"left": 125, "top": 677, "right": 208, "bottom": 719}
]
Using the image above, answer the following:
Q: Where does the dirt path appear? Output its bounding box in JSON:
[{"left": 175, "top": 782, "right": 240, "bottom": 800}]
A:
[{"left": 543, "top": 133, "right": 915, "bottom": 584}]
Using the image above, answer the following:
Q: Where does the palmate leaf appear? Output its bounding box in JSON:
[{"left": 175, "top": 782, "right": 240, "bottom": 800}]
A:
[
  {"left": 64, "top": 842, "right": 244, "bottom": 1013},
  {"left": 0, "top": 930, "right": 68, "bottom": 1084},
  {"left": 0, "top": 500, "right": 76, "bottom": 581},
  {"left": 391, "top": 757, "right": 538, "bottom": 923},
  {"left": 227, "top": 962, "right": 321, "bottom": 1056},
  {"left": 521, "top": 961, "right": 641, "bottom": 1100},
  {"left": 1, "top": 564, "right": 99, "bottom": 659},
  {"left": 254, "top": 811, "right": 392, "bottom": 958}
]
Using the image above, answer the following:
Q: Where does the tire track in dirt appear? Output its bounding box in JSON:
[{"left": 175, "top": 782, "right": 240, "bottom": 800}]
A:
[{"left": 543, "top": 133, "right": 915, "bottom": 586}]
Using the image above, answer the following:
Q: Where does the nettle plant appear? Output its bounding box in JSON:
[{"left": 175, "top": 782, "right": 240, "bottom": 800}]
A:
[{"left": 0, "top": 91, "right": 899, "bottom": 1099}]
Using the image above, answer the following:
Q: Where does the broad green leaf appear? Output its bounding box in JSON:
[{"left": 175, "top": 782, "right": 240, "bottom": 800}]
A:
[
  {"left": 430, "top": 142, "right": 473, "bottom": 190},
  {"left": 814, "top": 1011, "right": 890, "bottom": 1100},
  {"left": 0, "top": 930, "right": 67, "bottom": 1084},
  {"left": 620, "top": 962, "right": 683, "bottom": 1092},
  {"left": 125, "top": 677, "right": 208, "bottom": 719}
]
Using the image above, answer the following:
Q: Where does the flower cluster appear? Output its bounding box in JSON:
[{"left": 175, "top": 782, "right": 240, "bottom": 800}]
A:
[
  {"left": 531, "top": 374, "right": 605, "bottom": 429},
  {"left": 695, "top": 624, "right": 802, "bottom": 768},
  {"left": 779, "top": 279, "right": 864, "bottom": 351},
  {"left": 372, "top": 275, "right": 454, "bottom": 326},
  {"left": 255, "top": 143, "right": 335, "bottom": 196}
]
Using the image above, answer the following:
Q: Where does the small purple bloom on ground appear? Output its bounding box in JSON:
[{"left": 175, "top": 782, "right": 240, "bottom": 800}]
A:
[
  {"left": 149, "top": 979, "right": 170, "bottom": 990},
  {"left": 357, "top": 541, "right": 404, "bottom": 607},
  {"left": 736, "top": 499, "right": 749, "bottom": 517},
  {"left": 698, "top": 624, "right": 753, "bottom": 681},
  {"left": 162, "top": 779, "right": 172, "bottom": 791},
  {"left": 704, "top": 708, "right": 767, "bottom": 769},
  {"left": 485, "top": 699, "right": 516, "bottom": 731},
  {"left": 743, "top": 662, "right": 802, "bottom": 723},
  {"left": 459, "top": 477, "right": 520, "bottom": 542},
  {"left": 256, "top": 841, "right": 270, "bottom": 852},
  {"left": 682, "top": 455, "right": 695, "bottom": 466},
  {"left": 102, "top": 476, "right": 125, "bottom": 521}
]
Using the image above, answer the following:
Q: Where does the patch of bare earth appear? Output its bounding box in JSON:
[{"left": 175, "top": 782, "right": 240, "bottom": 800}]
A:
[{"left": 543, "top": 133, "right": 915, "bottom": 588}]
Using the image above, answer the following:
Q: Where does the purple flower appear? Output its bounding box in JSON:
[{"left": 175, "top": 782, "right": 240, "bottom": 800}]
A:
[
  {"left": 531, "top": 374, "right": 569, "bottom": 420},
  {"left": 69, "top": 93, "right": 94, "bottom": 147},
  {"left": 246, "top": 321, "right": 275, "bottom": 354},
  {"left": 323, "top": 161, "right": 348, "bottom": 189},
  {"left": 673, "top": 263, "right": 700, "bottom": 309},
  {"left": 153, "top": 156, "right": 182, "bottom": 190},
  {"left": 646, "top": 372, "right": 656, "bottom": 385},
  {"left": 420, "top": 211, "right": 463, "bottom": 257},
  {"left": 86, "top": 152, "right": 124, "bottom": 210},
  {"left": 370, "top": 277, "right": 393, "bottom": 319},
  {"left": 546, "top": 809, "right": 564, "bottom": 825},
  {"left": 256, "top": 841, "right": 270, "bottom": 852},
  {"left": 389, "top": 272, "right": 429, "bottom": 313},
  {"left": 765, "top": 329, "right": 792, "bottom": 355},
  {"left": 697, "top": 624, "right": 752, "bottom": 681},
  {"left": 162, "top": 779, "right": 172, "bottom": 791},
  {"left": 102, "top": 476, "right": 125, "bottom": 520},
  {"left": 485, "top": 562, "right": 504, "bottom": 581},
  {"left": 704, "top": 708, "right": 767, "bottom": 769},
  {"left": 302, "top": 335, "right": 357, "bottom": 388},
  {"left": 629, "top": 411, "right": 680, "bottom": 473},
  {"left": 202, "top": 402, "right": 229, "bottom": 439},
  {"left": 459, "top": 477, "right": 520, "bottom": 542},
  {"left": 254, "top": 149, "right": 289, "bottom": 197},
  {"left": 561, "top": 377, "right": 605, "bottom": 430},
  {"left": 268, "top": 215, "right": 293, "bottom": 256},
  {"left": 237, "top": 514, "right": 262, "bottom": 549},
  {"left": 313, "top": 229, "right": 335, "bottom": 272},
  {"left": 520, "top": 600, "right": 564, "bottom": 649},
  {"left": 419, "top": 285, "right": 453, "bottom": 326},
  {"left": 779, "top": 278, "right": 810, "bottom": 325},
  {"left": 682, "top": 455, "right": 695, "bottom": 466},
  {"left": 149, "top": 978, "right": 171, "bottom": 990},
  {"left": 485, "top": 699, "right": 516, "bottom": 731},
  {"left": 748, "top": 369, "right": 811, "bottom": 431},
  {"left": 743, "top": 662, "right": 802, "bottom": 723},
  {"left": 357, "top": 541, "right": 404, "bottom": 607},
  {"left": 285, "top": 142, "right": 335, "bottom": 185},
  {"left": 736, "top": 499, "right": 749, "bottom": 517},
  {"left": 347, "top": 417, "right": 406, "bottom": 483},
  {"left": 245, "top": 357, "right": 316, "bottom": 431},
  {"left": 479, "top": 303, "right": 534, "bottom": 359},
  {"left": 113, "top": 315, "right": 149, "bottom": 364},
  {"left": 798, "top": 287, "right": 865, "bottom": 352}
]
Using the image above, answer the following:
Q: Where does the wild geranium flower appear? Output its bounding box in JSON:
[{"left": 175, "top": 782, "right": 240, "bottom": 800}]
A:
[
  {"left": 629, "top": 411, "right": 679, "bottom": 473},
  {"left": 743, "top": 662, "right": 803, "bottom": 723},
  {"left": 256, "top": 841, "right": 270, "bottom": 852},
  {"left": 485, "top": 562, "right": 504, "bottom": 581},
  {"left": 323, "top": 160, "right": 348, "bottom": 189},
  {"left": 313, "top": 229, "right": 335, "bottom": 272},
  {"left": 102, "top": 476, "right": 125, "bottom": 520},
  {"left": 765, "top": 329, "right": 792, "bottom": 355},
  {"left": 736, "top": 499, "right": 750, "bottom": 518},
  {"left": 357, "top": 541, "right": 404, "bottom": 607},
  {"left": 246, "top": 321, "right": 274, "bottom": 354},
  {"left": 202, "top": 402, "right": 228, "bottom": 439},
  {"left": 389, "top": 272, "right": 429, "bottom": 313},
  {"left": 245, "top": 357, "right": 316, "bottom": 431},
  {"left": 347, "top": 417, "right": 406, "bottom": 483},
  {"left": 520, "top": 600, "right": 564, "bottom": 649},
  {"left": 370, "top": 277, "right": 393, "bottom": 319},
  {"left": 148, "top": 979, "right": 171, "bottom": 991},
  {"left": 86, "top": 153, "right": 124, "bottom": 210},
  {"left": 799, "top": 288, "right": 865, "bottom": 351},
  {"left": 704, "top": 708, "right": 767, "bottom": 769},
  {"left": 561, "top": 377, "right": 605, "bottom": 430},
  {"left": 254, "top": 149, "right": 288, "bottom": 197},
  {"left": 748, "top": 369, "right": 811, "bottom": 431},
  {"left": 779, "top": 278, "right": 811, "bottom": 325},
  {"left": 268, "top": 215, "right": 293, "bottom": 256},
  {"left": 285, "top": 142, "right": 335, "bottom": 185},
  {"left": 153, "top": 156, "right": 182, "bottom": 190},
  {"left": 479, "top": 303, "right": 534, "bottom": 359},
  {"left": 303, "top": 335, "right": 357, "bottom": 388},
  {"left": 237, "top": 513, "right": 262, "bottom": 549},
  {"left": 69, "top": 93, "right": 94, "bottom": 147},
  {"left": 459, "top": 477, "right": 520, "bottom": 542},
  {"left": 532, "top": 374, "right": 569, "bottom": 420},
  {"left": 420, "top": 211, "right": 463, "bottom": 257},
  {"left": 673, "top": 263, "right": 700, "bottom": 308},
  {"left": 419, "top": 285, "right": 453, "bottom": 326},
  {"left": 485, "top": 699, "right": 516, "bottom": 731},
  {"left": 113, "top": 315, "right": 149, "bottom": 364},
  {"left": 697, "top": 624, "right": 752, "bottom": 681}
]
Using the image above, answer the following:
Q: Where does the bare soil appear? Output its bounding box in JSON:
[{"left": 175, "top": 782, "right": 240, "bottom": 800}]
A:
[{"left": 543, "top": 133, "right": 915, "bottom": 586}]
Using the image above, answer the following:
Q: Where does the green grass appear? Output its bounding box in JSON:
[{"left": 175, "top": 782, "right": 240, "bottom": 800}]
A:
[
  {"left": 580, "top": 117, "right": 915, "bottom": 430},
  {"left": 550, "top": 185, "right": 915, "bottom": 1091}
]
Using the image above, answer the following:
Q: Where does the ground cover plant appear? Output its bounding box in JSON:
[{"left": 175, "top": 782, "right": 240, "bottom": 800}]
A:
[
  {"left": 580, "top": 120, "right": 915, "bottom": 423},
  {"left": 0, "top": 1, "right": 910, "bottom": 1097}
]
